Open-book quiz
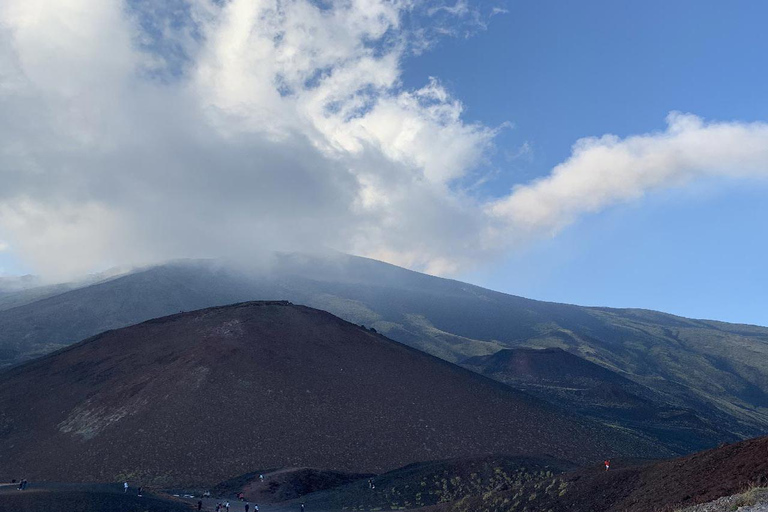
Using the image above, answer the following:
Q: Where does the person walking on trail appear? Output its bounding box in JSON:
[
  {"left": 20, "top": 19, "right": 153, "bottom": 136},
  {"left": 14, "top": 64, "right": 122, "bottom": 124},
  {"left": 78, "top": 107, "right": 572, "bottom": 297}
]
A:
[
  {"left": 255, "top": 504, "right": 259, "bottom": 512},
  {"left": 137, "top": 486, "right": 143, "bottom": 497},
  {"left": 604, "top": 459, "right": 610, "bottom": 471},
  {"left": 259, "top": 474, "right": 264, "bottom": 482},
  {"left": 301, "top": 502, "right": 305, "bottom": 512},
  {"left": 124, "top": 482, "right": 129, "bottom": 493},
  {"left": 198, "top": 500, "right": 203, "bottom": 511},
  {"left": 245, "top": 503, "right": 250, "bottom": 512},
  {"left": 226, "top": 501, "right": 230, "bottom": 511}
]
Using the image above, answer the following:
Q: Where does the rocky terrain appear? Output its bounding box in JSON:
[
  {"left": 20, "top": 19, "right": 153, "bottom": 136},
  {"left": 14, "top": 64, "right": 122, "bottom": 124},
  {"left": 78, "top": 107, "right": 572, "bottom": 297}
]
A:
[{"left": 438, "top": 435, "right": 768, "bottom": 512}]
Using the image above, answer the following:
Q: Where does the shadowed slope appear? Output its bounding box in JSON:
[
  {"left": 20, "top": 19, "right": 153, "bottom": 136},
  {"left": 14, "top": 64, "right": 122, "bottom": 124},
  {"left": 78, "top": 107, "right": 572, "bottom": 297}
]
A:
[
  {"left": 462, "top": 348, "right": 735, "bottom": 453},
  {"left": 0, "top": 302, "right": 667, "bottom": 487}
]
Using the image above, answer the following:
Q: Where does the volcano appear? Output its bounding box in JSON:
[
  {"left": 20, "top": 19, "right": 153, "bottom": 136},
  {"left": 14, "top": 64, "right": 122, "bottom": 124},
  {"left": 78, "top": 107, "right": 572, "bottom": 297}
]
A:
[{"left": 0, "top": 301, "right": 666, "bottom": 486}]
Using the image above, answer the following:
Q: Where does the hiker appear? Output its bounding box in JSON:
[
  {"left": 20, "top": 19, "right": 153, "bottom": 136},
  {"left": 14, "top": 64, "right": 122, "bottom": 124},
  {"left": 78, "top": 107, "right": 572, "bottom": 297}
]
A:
[
  {"left": 368, "top": 479, "right": 373, "bottom": 489},
  {"left": 604, "top": 459, "right": 610, "bottom": 471},
  {"left": 259, "top": 474, "right": 264, "bottom": 482},
  {"left": 138, "top": 486, "right": 143, "bottom": 497},
  {"left": 255, "top": 504, "right": 259, "bottom": 512},
  {"left": 198, "top": 500, "right": 203, "bottom": 511},
  {"left": 17, "top": 479, "right": 23, "bottom": 490},
  {"left": 245, "top": 503, "right": 250, "bottom": 512},
  {"left": 226, "top": 501, "right": 230, "bottom": 511},
  {"left": 301, "top": 503, "right": 305, "bottom": 512},
  {"left": 124, "top": 482, "right": 129, "bottom": 493}
]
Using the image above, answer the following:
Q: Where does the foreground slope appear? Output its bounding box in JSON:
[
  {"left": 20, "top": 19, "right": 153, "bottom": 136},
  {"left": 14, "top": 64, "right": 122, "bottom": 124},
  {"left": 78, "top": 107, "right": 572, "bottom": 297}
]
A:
[
  {"left": 0, "top": 301, "right": 664, "bottom": 486},
  {"left": 445, "top": 435, "right": 768, "bottom": 512},
  {"left": 0, "top": 484, "right": 189, "bottom": 512},
  {"left": 1, "top": 255, "right": 767, "bottom": 440}
]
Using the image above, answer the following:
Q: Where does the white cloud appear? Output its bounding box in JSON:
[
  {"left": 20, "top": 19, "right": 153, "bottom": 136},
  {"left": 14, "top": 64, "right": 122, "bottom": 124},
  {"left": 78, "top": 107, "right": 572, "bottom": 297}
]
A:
[
  {"left": 0, "top": 1, "right": 767, "bottom": 281},
  {"left": 0, "top": 0, "right": 504, "bottom": 279},
  {"left": 488, "top": 113, "right": 768, "bottom": 239}
]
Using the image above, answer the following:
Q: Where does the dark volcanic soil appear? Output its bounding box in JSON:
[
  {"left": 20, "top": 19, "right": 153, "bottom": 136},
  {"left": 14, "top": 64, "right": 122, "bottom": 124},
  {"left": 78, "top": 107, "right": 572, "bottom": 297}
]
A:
[
  {"left": 212, "top": 468, "right": 373, "bottom": 503},
  {"left": 0, "top": 301, "right": 667, "bottom": 487},
  {"left": 298, "top": 455, "right": 577, "bottom": 511},
  {"left": 446, "top": 435, "right": 768, "bottom": 512},
  {"left": 0, "top": 483, "right": 191, "bottom": 512}
]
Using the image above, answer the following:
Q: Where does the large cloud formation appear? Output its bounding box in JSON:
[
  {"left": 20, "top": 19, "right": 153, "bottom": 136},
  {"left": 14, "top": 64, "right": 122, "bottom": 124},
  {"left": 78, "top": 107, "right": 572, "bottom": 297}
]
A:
[{"left": 0, "top": 0, "right": 767, "bottom": 279}]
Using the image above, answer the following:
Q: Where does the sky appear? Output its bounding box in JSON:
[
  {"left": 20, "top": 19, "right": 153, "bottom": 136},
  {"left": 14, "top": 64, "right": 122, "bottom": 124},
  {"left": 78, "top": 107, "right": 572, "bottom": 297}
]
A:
[{"left": 0, "top": 0, "right": 766, "bottom": 324}]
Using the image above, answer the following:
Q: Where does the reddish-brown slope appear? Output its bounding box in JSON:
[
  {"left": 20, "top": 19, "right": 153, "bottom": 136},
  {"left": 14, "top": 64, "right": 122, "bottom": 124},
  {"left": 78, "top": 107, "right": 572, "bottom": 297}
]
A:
[
  {"left": 0, "top": 301, "right": 666, "bottom": 486},
  {"left": 447, "top": 435, "right": 768, "bottom": 512}
]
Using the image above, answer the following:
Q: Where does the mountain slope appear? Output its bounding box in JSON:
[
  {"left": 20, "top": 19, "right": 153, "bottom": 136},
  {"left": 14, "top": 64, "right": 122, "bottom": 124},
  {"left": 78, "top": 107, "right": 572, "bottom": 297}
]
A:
[
  {"left": 1, "top": 254, "right": 767, "bottom": 442},
  {"left": 461, "top": 348, "right": 736, "bottom": 452},
  {"left": 445, "top": 435, "right": 768, "bottom": 512},
  {"left": 0, "top": 301, "right": 664, "bottom": 487},
  {"left": 285, "top": 455, "right": 575, "bottom": 511}
]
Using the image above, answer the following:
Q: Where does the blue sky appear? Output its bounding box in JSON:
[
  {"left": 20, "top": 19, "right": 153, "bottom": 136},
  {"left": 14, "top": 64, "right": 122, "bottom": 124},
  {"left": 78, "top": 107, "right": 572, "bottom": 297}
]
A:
[
  {"left": 402, "top": 1, "right": 768, "bottom": 324},
  {"left": 0, "top": 0, "right": 766, "bottom": 325}
]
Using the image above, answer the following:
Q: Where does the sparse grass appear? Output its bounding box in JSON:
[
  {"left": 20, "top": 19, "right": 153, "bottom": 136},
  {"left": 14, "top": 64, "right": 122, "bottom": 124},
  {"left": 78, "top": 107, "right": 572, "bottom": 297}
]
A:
[
  {"left": 673, "top": 485, "right": 768, "bottom": 512},
  {"left": 730, "top": 485, "right": 768, "bottom": 510}
]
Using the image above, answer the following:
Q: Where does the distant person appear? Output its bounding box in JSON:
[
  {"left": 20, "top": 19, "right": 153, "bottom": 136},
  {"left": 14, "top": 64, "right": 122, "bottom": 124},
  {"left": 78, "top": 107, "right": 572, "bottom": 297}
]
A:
[
  {"left": 226, "top": 501, "right": 230, "bottom": 511},
  {"left": 198, "top": 500, "right": 203, "bottom": 511},
  {"left": 301, "top": 503, "right": 305, "bottom": 512},
  {"left": 245, "top": 503, "right": 250, "bottom": 512},
  {"left": 124, "top": 482, "right": 129, "bottom": 493},
  {"left": 255, "top": 504, "right": 259, "bottom": 512},
  {"left": 17, "top": 479, "right": 23, "bottom": 490},
  {"left": 138, "top": 486, "right": 143, "bottom": 497},
  {"left": 259, "top": 474, "right": 264, "bottom": 482},
  {"left": 368, "top": 479, "right": 373, "bottom": 489},
  {"left": 604, "top": 459, "right": 610, "bottom": 471}
]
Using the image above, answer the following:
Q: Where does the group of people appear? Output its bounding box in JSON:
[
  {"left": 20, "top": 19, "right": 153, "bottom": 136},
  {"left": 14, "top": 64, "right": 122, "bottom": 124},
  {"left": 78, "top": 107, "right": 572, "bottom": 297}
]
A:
[
  {"left": 122, "top": 471, "right": 309, "bottom": 512},
  {"left": 207, "top": 500, "right": 267, "bottom": 512},
  {"left": 199, "top": 502, "right": 298, "bottom": 512},
  {"left": 15, "top": 479, "right": 28, "bottom": 490}
]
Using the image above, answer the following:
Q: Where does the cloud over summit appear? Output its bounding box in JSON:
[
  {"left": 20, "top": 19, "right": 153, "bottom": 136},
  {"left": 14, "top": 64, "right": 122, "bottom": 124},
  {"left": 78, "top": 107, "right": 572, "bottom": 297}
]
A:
[{"left": 1, "top": 0, "right": 767, "bottom": 279}]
